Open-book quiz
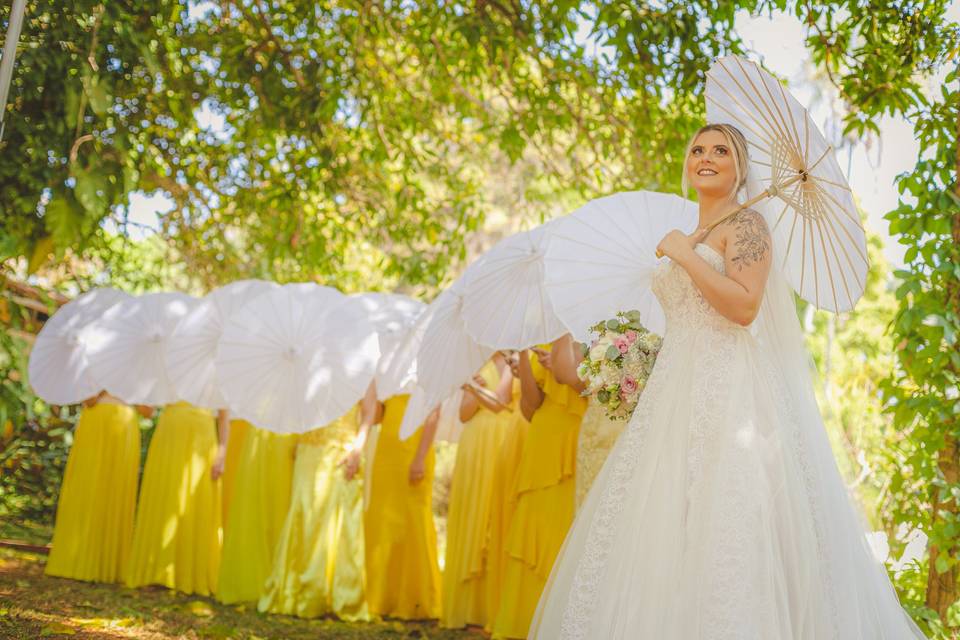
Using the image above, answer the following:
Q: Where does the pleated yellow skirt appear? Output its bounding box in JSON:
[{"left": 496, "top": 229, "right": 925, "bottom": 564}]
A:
[
  {"left": 259, "top": 410, "right": 368, "bottom": 620},
  {"left": 125, "top": 402, "right": 221, "bottom": 596},
  {"left": 220, "top": 418, "right": 250, "bottom": 525},
  {"left": 365, "top": 395, "right": 441, "bottom": 620},
  {"left": 485, "top": 408, "right": 528, "bottom": 633},
  {"left": 216, "top": 425, "right": 296, "bottom": 604},
  {"left": 493, "top": 355, "right": 585, "bottom": 639},
  {"left": 45, "top": 402, "right": 140, "bottom": 583},
  {"left": 441, "top": 405, "right": 504, "bottom": 628}
]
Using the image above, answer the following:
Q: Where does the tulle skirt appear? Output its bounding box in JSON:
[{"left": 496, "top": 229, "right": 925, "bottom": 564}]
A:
[
  {"left": 125, "top": 402, "right": 221, "bottom": 595},
  {"left": 531, "top": 324, "right": 927, "bottom": 639},
  {"left": 45, "top": 403, "right": 140, "bottom": 583}
]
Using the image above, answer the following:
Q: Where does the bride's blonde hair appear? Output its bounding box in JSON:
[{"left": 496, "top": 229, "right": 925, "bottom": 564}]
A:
[{"left": 680, "top": 123, "right": 750, "bottom": 199}]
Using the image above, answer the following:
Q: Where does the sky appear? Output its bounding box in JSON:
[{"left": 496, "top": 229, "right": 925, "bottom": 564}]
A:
[{"left": 121, "top": 4, "right": 959, "bottom": 269}]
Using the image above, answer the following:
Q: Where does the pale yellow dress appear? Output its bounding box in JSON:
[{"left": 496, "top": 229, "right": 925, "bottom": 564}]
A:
[
  {"left": 216, "top": 424, "right": 297, "bottom": 604},
  {"left": 575, "top": 398, "right": 627, "bottom": 508},
  {"left": 441, "top": 361, "right": 506, "bottom": 629},
  {"left": 364, "top": 394, "right": 441, "bottom": 619},
  {"left": 45, "top": 401, "right": 140, "bottom": 583},
  {"left": 125, "top": 402, "right": 221, "bottom": 596},
  {"left": 492, "top": 351, "right": 587, "bottom": 638},
  {"left": 258, "top": 407, "right": 368, "bottom": 621}
]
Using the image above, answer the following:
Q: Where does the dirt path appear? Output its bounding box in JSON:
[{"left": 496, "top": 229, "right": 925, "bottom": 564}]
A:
[{"left": 0, "top": 548, "right": 482, "bottom": 639}]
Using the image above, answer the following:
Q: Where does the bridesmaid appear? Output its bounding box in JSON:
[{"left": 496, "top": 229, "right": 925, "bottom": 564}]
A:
[
  {"left": 45, "top": 391, "right": 146, "bottom": 583},
  {"left": 492, "top": 336, "right": 587, "bottom": 639},
  {"left": 217, "top": 423, "right": 297, "bottom": 604},
  {"left": 441, "top": 354, "right": 513, "bottom": 629},
  {"left": 125, "top": 402, "right": 228, "bottom": 596},
  {"left": 551, "top": 338, "right": 626, "bottom": 508},
  {"left": 258, "top": 402, "right": 369, "bottom": 621},
  {"left": 219, "top": 417, "right": 250, "bottom": 526},
  {"left": 484, "top": 352, "right": 528, "bottom": 634},
  {"left": 364, "top": 385, "right": 442, "bottom": 620}
]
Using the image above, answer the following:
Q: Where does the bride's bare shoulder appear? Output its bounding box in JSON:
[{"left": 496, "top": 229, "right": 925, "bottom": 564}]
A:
[{"left": 718, "top": 208, "right": 771, "bottom": 272}]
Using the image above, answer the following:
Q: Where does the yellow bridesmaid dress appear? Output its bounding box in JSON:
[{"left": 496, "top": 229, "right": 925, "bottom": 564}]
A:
[
  {"left": 220, "top": 418, "right": 250, "bottom": 525},
  {"left": 492, "top": 350, "right": 587, "bottom": 638},
  {"left": 259, "top": 407, "right": 369, "bottom": 621},
  {"left": 45, "top": 400, "right": 140, "bottom": 583},
  {"left": 484, "top": 378, "right": 526, "bottom": 633},
  {"left": 575, "top": 398, "right": 626, "bottom": 508},
  {"left": 217, "top": 424, "right": 296, "bottom": 604},
  {"left": 125, "top": 402, "right": 221, "bottom": 596},
  {"left": 364, "top": 394, "right": 441, "bottom": 619},
  {"left": 441, "top": 361, "right": 505, "bottom": 629}
]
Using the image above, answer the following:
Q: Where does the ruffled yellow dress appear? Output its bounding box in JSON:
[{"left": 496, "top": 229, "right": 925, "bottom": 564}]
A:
[
  {"left": 125, "top": 402, "right": 221, "bottom": 595},
  {"left": 484, "top": 378, "right": 526, "bottom": 633},
  {"left": 220, "top": 418, "right": 250, "bottom": 525},
  {"left": 365, "top": 394, "right": 441, "bottom": 619},
  {"left": 575, "top": 398, "right": 627, "bottom": 509},
  {"left": 45, "top": 401, "right": 140, "bottom": 583},
  {"left": 492, "top": 351, "right": 587, "bottom": 639},
  {"left": 217, "top": 424, "right": 296, "bottom": 604},
  {"left": 259, "top": 407, "right": 369, "bottom": 621},
  {"left": 441, "top": 361, "right": 505, "bottom": 629}
]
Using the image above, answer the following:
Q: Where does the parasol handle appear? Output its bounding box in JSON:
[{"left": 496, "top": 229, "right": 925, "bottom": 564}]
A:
[{"left": 655, "top": 172, "right": 805, "bottom": 258}]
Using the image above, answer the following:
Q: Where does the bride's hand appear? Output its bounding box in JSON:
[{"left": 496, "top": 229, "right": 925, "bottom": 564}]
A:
[{"left": 656, "top": 229, "right": 706, "bottom": 262}]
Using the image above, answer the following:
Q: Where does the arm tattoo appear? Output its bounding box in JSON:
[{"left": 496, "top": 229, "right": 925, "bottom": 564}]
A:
[{"left": 729, "top": 209, "right": 770, "bottom": 271}]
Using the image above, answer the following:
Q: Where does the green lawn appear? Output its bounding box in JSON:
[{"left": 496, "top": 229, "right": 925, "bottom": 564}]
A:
[{"left": 0, "top": 547, "right": 482, "bottom": 639}]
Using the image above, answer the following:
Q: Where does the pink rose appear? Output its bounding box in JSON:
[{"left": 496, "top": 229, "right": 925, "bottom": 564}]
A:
[
  {"left": 625, "top": 330, "right": 638, "bottom": 344},
  {"left": 614, "top": 337, "right": 630, "bottom": 354},
  {"left": 621, "top": 375, "right": 638, "bottom": 395}
]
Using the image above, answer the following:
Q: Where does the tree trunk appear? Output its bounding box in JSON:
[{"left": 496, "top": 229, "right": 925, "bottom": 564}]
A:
[{"left": 925, "top": 92, "right": 960, "bottom": 620}]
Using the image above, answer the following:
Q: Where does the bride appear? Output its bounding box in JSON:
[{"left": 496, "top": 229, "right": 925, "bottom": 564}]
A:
[{"left": 529, "top": 124, "right": 928, "bottom": 639}]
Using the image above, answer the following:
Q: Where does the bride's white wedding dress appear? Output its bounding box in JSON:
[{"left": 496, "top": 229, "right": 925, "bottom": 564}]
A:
[{"left": 530, "top": 243, "right": 927, "bottom": 639}]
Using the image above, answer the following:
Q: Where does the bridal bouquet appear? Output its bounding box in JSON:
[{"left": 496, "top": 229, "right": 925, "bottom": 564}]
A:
[{"left": 577, "top": 310, "right": 662, "bottom": 421}]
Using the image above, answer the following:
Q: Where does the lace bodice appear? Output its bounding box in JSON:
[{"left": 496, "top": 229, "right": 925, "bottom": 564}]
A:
[{"left": 652, "top": 243, "right": 744, "bottom": 335}]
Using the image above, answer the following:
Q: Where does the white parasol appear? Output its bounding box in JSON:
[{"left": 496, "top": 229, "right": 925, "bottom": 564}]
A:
[
  {"left": 165, "top": 279, "right": 279, "bottom": 410},
  {"left": 705, "top": 55, "right": 867, "bottom": 312},
  {"left": 215, "top": 283, "right": 380, "bottom": 434},
  {"left": 544, "top": 190, "right": 699, "bottom": 342},
  {"left": 85, "top": 292, "right": 197, "bottom": 405},
  {"left": 28, "top": 287, "right": 130, "bottom": 405},
  {"left": 461, "top": 223, "right": 567, "bottom": 350}
]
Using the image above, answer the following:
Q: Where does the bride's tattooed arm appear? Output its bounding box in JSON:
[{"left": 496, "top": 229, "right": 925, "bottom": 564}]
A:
[{"left": 729, "top": 209, "right": 771, "bottom": 272}]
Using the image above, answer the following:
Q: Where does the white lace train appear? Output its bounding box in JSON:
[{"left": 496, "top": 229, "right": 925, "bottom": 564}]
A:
[{"left": 530, "top": 244, "right": 927, "bottom": 640}]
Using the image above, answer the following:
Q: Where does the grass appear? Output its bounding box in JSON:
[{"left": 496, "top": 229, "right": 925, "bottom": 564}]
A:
[{"left": 0, "top": 547, "right": 482, "bottom": 639}]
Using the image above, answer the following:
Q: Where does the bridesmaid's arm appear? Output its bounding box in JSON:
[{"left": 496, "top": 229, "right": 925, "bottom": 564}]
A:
[
  {"left": 518, "top": 350, "right": 544, "bottom": 422},
  {"left": 212, "top": 409, "right": 230, "bottom": 480},
  {"left": 409, "top": 406, "right": 440, "bottom": 485},
  {"left": 343, "top": 381, "right": 381, "bottom": 480},
  {"left": 493, "top": 352, "right": 514, "bottom": 406},
  {"left": 550, "top": 334, "right": 587, "bottom": 393},
  {"left": 460, "top": 383, "right": 481, "bottom": 422}
]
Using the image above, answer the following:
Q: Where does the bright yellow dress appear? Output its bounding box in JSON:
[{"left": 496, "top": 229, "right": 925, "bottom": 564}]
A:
[
  {"left": 45, "top": 402, "right": 140, "bottom": 583},
  {"left": 365, "top": 394, "right": 441, "bottom": 619},
  {"left": 220, "top": 418, "right": 250, "bottom": 525},
  {"left": 575, "top": 398, "right": 627, "bottom": 509},
  {"left": 484, "top": 378, "right": 526, "bottom": 634},
  {"left": 259, "top": 407, "right": 369, "bottom": 621},
  {"left": 441, "top": 361, "right": 506, "bottom": 628},
  {"left": 492, "top": 351, "right": 587, "bottom": 639},
  {"left": 217, "top": 424, "right": 296, "bottom": 604},
  {"left": 125, "top": 402, "right": 221, "bottom": 596}
]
